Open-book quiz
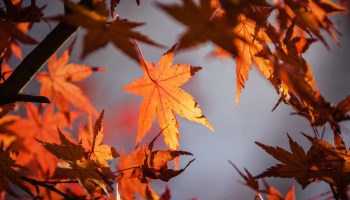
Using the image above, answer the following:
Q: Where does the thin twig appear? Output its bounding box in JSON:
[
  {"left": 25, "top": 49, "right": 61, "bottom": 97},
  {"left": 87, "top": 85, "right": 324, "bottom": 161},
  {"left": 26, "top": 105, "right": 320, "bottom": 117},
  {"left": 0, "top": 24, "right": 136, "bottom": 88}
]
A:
[
  {"left": 309, "top": 190, "right": 332, "bottom": 200},
  {"left": 21, "top": 176, "right": 75, "bottom": 200},
  {"left": 34, "top": 179, "right": 78, "bottom": 185},
  {"left": 329, "top": 184, "right": 339, "bottom": 200},
  {"left": 321, "top": 124, "right": 326, "bottom": 139},
  {"left": 34, "top": 184, "right": 40, "bottom": 199},
  {"left": 254, "top": 192, "right": 264, "bottom": 200},
  {"left": 113, "top": 166, "right": 140, "bottom": 174}
]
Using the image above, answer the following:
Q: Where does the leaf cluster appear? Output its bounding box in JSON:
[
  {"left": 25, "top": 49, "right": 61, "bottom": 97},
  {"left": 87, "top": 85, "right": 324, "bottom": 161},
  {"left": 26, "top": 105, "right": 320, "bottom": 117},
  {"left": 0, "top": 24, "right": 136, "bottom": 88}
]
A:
[{"left": 0, "top": 0, "right": 349, "bottom": 199}]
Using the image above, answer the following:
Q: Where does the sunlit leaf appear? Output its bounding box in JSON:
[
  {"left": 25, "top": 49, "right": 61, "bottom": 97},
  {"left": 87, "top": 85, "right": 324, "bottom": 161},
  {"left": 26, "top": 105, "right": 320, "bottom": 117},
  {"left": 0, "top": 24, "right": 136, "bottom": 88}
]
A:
[{"left": 123, "top": 45, "right": 213, "bottom": 150}]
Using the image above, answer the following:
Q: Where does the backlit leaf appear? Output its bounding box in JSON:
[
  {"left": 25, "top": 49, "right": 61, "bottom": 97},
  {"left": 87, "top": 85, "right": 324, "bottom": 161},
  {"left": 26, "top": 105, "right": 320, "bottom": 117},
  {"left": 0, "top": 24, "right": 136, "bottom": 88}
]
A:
[
  {"left": 36, "top": 46, "right": 105, "bottom": 119},
  {"left": 7, "top": 103, "right": 76, "bottom": 177},
  {"left": 123, "top": 45, "right": 213, "bottom": 150},
  {"left": 80, "top": 110, "right": 119, "bottom": 167}
]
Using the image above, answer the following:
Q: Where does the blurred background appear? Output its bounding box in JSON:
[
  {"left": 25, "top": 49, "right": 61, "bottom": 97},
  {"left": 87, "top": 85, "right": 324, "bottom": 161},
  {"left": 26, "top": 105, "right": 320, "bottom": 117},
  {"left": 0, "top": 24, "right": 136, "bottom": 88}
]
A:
[{"left": 9, "top": 0, "right": 350, "bottom": 199}]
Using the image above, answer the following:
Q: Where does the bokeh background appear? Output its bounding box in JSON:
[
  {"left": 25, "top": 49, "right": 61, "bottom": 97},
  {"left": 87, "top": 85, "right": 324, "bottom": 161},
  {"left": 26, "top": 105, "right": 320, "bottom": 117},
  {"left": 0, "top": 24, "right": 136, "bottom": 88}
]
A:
[{"left": 9, "top": 0, "right": 350, "bottom": 199}]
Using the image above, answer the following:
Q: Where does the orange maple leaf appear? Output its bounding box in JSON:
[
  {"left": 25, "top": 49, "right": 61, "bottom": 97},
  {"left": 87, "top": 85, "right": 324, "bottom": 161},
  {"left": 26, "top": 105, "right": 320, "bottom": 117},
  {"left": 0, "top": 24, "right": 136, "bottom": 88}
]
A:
[
  {"left": 232, "top": 14, "right": 273, "bottom": 107},
  {"left": 0, "top": 103, "right": 15, "bottom": 119},
  {"left": 122, "top": 46, "right": 213, "bottom": 150},
  {"left": 0, "top": 0, "right": 45, "bottom": 62},
  {"left": 0, "top": 22, "right": 37, "bottom": 61},
  {"left": 0, "top": 63, "right": 12, "bottom": 84},
  {"left": 36, "top": 47, "right": 105, "bottom": 118},
  {"left": 7, "top": 103, "right": 77, "bottom": 177},
  {"left": 266, "top": 185, "right": 295, "bottom": 200},
  {"left": 80, "top": 110, "right": 119, "bottom": 167},
  {"left": 0, "top": 0, "right": 43, "bottom": 61},
  {"left": 280, "top": 0, "right": 346, "bottom": 47}
]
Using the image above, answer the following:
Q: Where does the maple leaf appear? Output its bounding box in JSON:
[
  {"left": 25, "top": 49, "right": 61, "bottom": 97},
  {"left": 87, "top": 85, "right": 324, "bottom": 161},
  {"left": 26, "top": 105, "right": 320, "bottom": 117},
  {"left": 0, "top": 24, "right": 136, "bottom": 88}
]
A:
[
  {"left": 0, "top": 149, "right": 31, "bottom": 198},
  {"left": 228, "top": 160, "right": 259, "bottom": 192},
  {"left": 0, "top": 0, "right": 44, "bottom": 61},
  {"left": 274, "top": 56, "right": 350, "bottom": 133},
  {"left": 301, "top": 133, "right": 350, "bottom": 198},
  {"left": 159, "top": 186, "right": 171, "bottom": 200},
  {"left": 257, "top": 133, "right": 350, "bottom": 197},
  {"left": 146, "top": 185, "right": 171, "bottom": 200},
  {"left": 281, "top": 0, "right": 347, "bottom": 47},
  {"left": 131, "top": 131, "right": 195, "bottom": 183},
  {"left": 0, "top": 103, "right": 15, "bottom": 119},
  {"left": 0, "top": 115, "right": 20, "bottom": 151},
  {"left": 0, "top": 0, "right": 44, "bottom": 23},
  {"left": 232, "top": 13, "right": 273, "bottom": 107},
  {"left": 0, "top": 63, "right": 12, "bottom": 83},
  {"left": 122, "top": 45, "right": 213, "bottom": 150},
  {"left": 260, "top": 19, "right": 318, "bottom": 104},
  {"left": 57, "top": 0, "right": 160, "bottom": 61},
  {"left": 256, "top": 134, "right": 314, "bottom": 188},
  {"left": 40, "top": 128, "right": 115, "bottom": 197},
  {"left": 0, "top": 22, "right": 37, "bottom": 61},
  {"left": 208, "top": 3, "right": 276, "bottom": 107},
  {"left": 117, "top": 149, "right": 159, "bottom": 200},
  {"left": 257, "top": 21, "right": 350, "bottom": 132},
  {"left": 36, "top": 46, "right": 105, "bottom": 119},
  {"left": 157, "top": 0, "right": 239, "bottom": 56},
  {"left": 80, "top": 110, "right": 119, "bottom": 167},
  {"left": 275, "top": 20, "right": 318, "bottom": 90},
  {"left": 219, "top": 0, "right": 272, "bottom": 27},
  {"left": 7, "top": 103, "right": 77, "bottom": 177},
  {"left": 229, "top": 160, "right": 296, "bottom": 199},
  {"left": 39, "top": 127, "right": 84, "bottom": 162},
  {"left": 266, "top": 184, "right": 295, "bottom": 200},
  {"left": 302, "top": 134, "right": 350, "bottom": 186}
]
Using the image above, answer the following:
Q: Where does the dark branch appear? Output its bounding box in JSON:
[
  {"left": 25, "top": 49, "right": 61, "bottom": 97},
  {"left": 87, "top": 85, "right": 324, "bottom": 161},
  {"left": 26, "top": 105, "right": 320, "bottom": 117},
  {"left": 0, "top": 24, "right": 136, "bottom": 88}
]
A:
[
  {"left": 329, "top": 184, "right": 339, "bottom": 200},
  {"left": 21, "top": 176, "right": 75, "bottom": 200},
  {"left": 0, "top": 0, "right": 93, "bottom": 106},
  {"left": 15, "top": 94, "right": 50, "bottom": 103},
  {"left": 30, "top": 179, "right": 78, "bottom": 185}
]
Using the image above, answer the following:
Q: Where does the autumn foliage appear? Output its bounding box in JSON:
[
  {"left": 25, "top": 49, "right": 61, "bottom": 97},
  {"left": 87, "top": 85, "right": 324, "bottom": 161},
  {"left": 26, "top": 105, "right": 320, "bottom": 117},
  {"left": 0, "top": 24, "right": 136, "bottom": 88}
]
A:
[{"left": 0, "top": 0, "right": 350, "bottom": 199}]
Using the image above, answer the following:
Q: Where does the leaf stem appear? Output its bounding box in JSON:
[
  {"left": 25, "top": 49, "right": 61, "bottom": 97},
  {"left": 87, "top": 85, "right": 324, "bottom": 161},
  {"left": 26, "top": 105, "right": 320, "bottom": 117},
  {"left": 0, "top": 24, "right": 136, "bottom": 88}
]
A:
[
  {"left": 133, "top": 38, "right": 156, "bottom": 82},
  {"left": 114, "top": 166, "right": 140, "bottom": 174}
]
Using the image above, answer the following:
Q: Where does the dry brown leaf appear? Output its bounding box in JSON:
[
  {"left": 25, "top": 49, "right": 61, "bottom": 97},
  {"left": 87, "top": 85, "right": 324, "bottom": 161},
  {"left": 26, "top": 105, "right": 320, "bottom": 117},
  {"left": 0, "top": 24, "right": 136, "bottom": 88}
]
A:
[{"left": 58, "top": 0, "right": 160, "bottom": 61}]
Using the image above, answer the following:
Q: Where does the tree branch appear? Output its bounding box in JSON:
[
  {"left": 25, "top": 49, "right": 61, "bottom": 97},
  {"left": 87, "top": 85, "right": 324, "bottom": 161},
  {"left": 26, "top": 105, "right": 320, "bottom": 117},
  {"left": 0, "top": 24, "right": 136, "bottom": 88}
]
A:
[
  {"left": 329, "top": 184, "right": 339, "bottom": 200},
  {"left": 21, "top": 176, "right": 75, "bottom": 200},
  {"left": 0, "top": 0, "right": 93, "bottom": 106}
]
